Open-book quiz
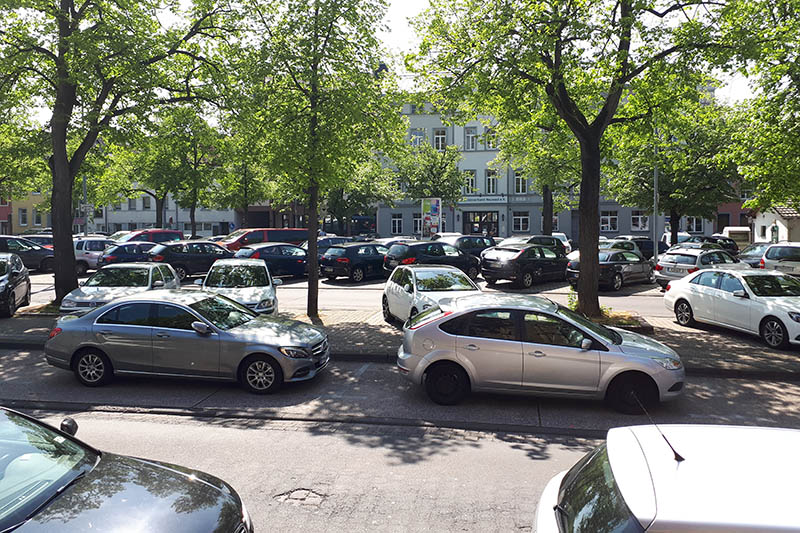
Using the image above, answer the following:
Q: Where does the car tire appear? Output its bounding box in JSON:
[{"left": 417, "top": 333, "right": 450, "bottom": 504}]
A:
[
  {"left": 518, "top": 270, "right": 534, "bottom": 289},
  {"left": 425, "top": 363, "right": 470, "bottom": 405},
  {"left": 351, "top": 267, "right": 365, "bottom": 283},
  {"left": 21, "top": 284, "right": 31, "bottom": 307},
  {"left": 467, "top": 266, "right": 479, "bottom": 280},
  {"left": 761, "top": 317, "right": 790, "bottom": 350},
  {"left": 76, "top": 261, "right": 89, "bottom": 276},
  {"left": 174, "top": 265, "right": 189, "bottom": 281},
  {"left": 40, "top": 257, "right": 53, "bottom": 272},
  {"left": 382, "top": 295, "right": 394, "bottom": 323},
  {"left": 647, "top": 268, "right": 656, "bottom": 284},
  {"left": 73, "top": 350, "right": 113, "bottom": 387},
  {"left": 606, "top": 373, "right": 658, "bottom": 415},
  {"left": 484, "top": 277, "right": 497, "bottom": 286},
  {"left": 0, "top": 293, "right": 15, "bottom": 318},
  {"left": 239, "top": 355, "right": 283, "bottom": 394},
  {"left": 674, "top": 299, "right": 695, "bottom": 327},
  {"left": 612, "top": 273, "right": 623, "bottom": 291}
]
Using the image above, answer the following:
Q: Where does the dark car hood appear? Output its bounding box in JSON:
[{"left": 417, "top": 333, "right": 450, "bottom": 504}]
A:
[{"left": 16, "top": 453, "right": 243, "bottom": 533}]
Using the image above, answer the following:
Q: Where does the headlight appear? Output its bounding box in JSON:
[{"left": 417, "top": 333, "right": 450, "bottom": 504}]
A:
[
  {"left": 280, "top": 346, "right": 310, "bottom": 358},
  {"left": 654, "top": 357, "right": 683, "bottom": 370},
  {"left": 789, "top": 312, "right": 800, "bottom": 323},
  {"left": 61, "top": 299, "right": 76, "bottom": 308},
  {"left": 257, "top": 298, "right": 273, "bottom": 309}
]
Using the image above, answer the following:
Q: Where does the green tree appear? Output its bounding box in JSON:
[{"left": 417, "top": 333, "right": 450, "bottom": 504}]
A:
[
  {"left": 0, "top": 117, "right": 51, "bottom": 201},
  {"left": 237, "top": 0, "right": 407, "bottom": 317},
  {"left": 409, "top": 0, "right": 727, "bottom": 315},
  {"left": 0, "top": 0, "right": 228, "bottom": 300},
  {"left": 216, "top": 126, "right": 272, "bottom": 230},
  {"left": 396, "top": 143, "right": 467, "bottom": 208},
  {"left": 325, "top": 159, "right": 400, "bottom": 235}
]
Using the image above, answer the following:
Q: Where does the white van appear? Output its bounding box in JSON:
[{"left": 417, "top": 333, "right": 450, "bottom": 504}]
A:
[{"left": 720, "top": 226, "right": 752, "bottom": 249}]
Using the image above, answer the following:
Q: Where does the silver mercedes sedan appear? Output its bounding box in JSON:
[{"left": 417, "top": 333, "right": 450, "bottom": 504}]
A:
[{"left": 45, "top": 290, "right": 329, "bottom": 393}]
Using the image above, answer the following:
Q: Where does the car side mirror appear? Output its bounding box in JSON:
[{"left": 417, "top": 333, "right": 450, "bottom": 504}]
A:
[
  {"left": 403, "top": 283, "right": 413, "bottom": 293},
  {"left": 60, "top": 417, "right": 78, "bottom": 436},
  {"left": 191, "top": 321, "right": 211, "bottom": 335},
  {"left": 79, "top": 280, "right": 85, "bottom": 286},
  {"left": 580, "top": 338, "right": 593, "bottom": 351},
  {"left": 193, "top": 278, "right": 203, "bottom": 286},
  {"left": 272, "top": 278, "right": 283, "bottom": 286},
  {"left": 732, "top": 290, "right": 749, "bottom": 299},
  {"left": 152, "top": 280, "right": 165, "bottom": 288}
]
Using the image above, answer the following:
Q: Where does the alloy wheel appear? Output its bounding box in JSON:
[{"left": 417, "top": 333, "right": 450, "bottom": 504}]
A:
[
  {"left": 246, "top": 360, "right": 275, "bottom": 391},
  {"left": 522, "top": 272, "right": 533, "bottom": 288},
  {"left": 78, "top": 354, "right": 104, "bottom": 383},
  {"left": 763, "top": 320, "right": 784, "bottom": 347},
  {"left": 352, "top": 268, "right": 364, "bottom": 282},
  {"left": 675, "top": 302, "right": 692, "bottom": 325},
  {"left": 613, "top": 274, "right": 623, "bottom": 291},
  {"left": 175, "top": 266, "right": 188, "bottom": 280}
]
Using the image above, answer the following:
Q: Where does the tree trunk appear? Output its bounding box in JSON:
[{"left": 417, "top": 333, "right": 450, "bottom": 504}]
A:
[
  {"left": 155, "top": 195, "right": 165, "bottom": 227},
  {"left": 241, "top": 163, "right": 249, "bottom": 229},
  {"left": 576, "top": 137, "right": 602, "bottom": 317},
  {"left": 307, "top": 184, "right": 320, "bottom": 318},
  {"left": 670, "top": 208, "right": 680, "bottom": 247},
  {"left": 241, "top": 204, "right": 249, "bottom": 229},
  {"left": 189, "top": 203, "right": 197, "bottom": 238},
  {"left": 542, "top": 184, "right": 553, "bottom": 235}
]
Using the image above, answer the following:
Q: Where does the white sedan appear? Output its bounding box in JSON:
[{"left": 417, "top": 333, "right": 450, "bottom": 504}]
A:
[
  {"left": 197, "top": 258, "right": 281, "bottom": 314},
  {"left": 664, "top": 268, "right": 800, "bottom": 349},
  {"left": 382, "top": 264, "right": 481, "bottom": 322}
]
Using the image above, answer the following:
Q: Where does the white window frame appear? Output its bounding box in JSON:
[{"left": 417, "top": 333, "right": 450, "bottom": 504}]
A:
[
  {"left": 410, "top": 128, "right": 425, "bottom": 147},
  {"left": 486, "top": 170, "right": 498, "bottom": 195},
  {"left": 464, "top": 127, "right": 477, "bottom": 151},
  {"left": 739, "top": 187, "right": 753, "bottom": 201},
  {"left": 685, "top": 216, "right": 703, "bottom": 233},
  {"left": 463, "top": 170, "right": 476, "bottom": 195},
  {"left": 433, "top": 128, "right": 447, "bottom": 151},
  {"left": 33, "top": 208, "right": 42, "bottom": 226},
  {"left": 600, "top": 210, "right": 618, "bottom": 232},
  {"left": 413, "top": 213, "right": 422, "bottom": 234},
  {"left": 485, "top": 127, "right": 498, "bottom": 149},
  {"left": 391, "top": 213, "right": 403, "bottom": 235},
  {"left": 18, "top": 208, "right": 27, "bottom": 226},
  {"left": 128, "top": 198, "right": 137, "bottom": 210},
  {"left": 512, "top": 211, "right": 529, "bottom": 232},
  {"left": 142, "top": 196, "right": 151, "bottom": 210},
  {"left": 631, "top": 210, "right": 649, "bottom": 231},
  {"left": 514, "top": 173, "right": 527, "bottom": 194}
]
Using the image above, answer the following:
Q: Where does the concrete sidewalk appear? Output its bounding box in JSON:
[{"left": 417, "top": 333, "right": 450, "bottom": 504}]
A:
[{"left": 3, "top": 311, "right": 800, "bottom": 380}]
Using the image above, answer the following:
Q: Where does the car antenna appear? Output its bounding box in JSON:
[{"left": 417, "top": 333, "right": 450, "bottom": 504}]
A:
[{"left": 633, "top": 393, "right": 685, "bottom": 463}]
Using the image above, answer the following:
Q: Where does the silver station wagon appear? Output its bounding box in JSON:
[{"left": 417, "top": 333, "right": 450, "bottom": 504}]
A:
[
  {"left": 397, "top": 294, "right": 685, "bottom": 413},
  {"left": 46, "top": 290, "right": 329, "bottom": 394}
]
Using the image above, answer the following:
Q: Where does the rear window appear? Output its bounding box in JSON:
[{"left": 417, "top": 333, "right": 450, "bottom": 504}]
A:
[
  {"left": 483, "top": 247, "right": 520, "bottom": 261},
  {"left": 740, "top": 243, "right": 770, "bottom": 257},
  {"left": 387, "top": 244, "right": 410, "bottom": 257},
  {"left": 267, "top": 229, "right": 306, "bottom": 242},
  {"left": 234, "top": 247, "right": 256, "bottom": 258},
  {"left": 152, "top": 231, "right": 181, "bottom": 243},
  {"left": 660, "top": 253, "right": 696, "bottom": 265},
  {"left": 765, "top": 246, "right": 800, "bottom": 262},
  {"left": 323, "top": 247, "right": 347, "bottom": 257},
  {"left": 149, "top": 244, "right": 168, "bottom": 255}
]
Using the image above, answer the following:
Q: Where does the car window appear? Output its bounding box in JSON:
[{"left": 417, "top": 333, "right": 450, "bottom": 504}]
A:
[
  {"left": 660, "top": 253, "right": 695, "bottom": 265},
  {"left": 151, "top": 267, "right": 164, "bottom": 285},
  {"left": 523, "top": 312, "right": 587, "bottom": 348},
  {"left": 357, "top": 246, "right": 374, "bottom": 256},
  {"left": 525, "top": 247, "right": 541, "bottom": 259},
  {"left": 622, "top": 252, "right": 640, "bottom": 262},
  {"left": 153, "top": 304, "right": 197, "bottom": 330},
  {"left": 540, "top": 247, "right": 557, "bottom": 259},
  {"left": 169, "top": 244, "right": 187, "bottom": 254},
  {"left": 140, "top": 243, "right": 156, "bottom": 252},
  {"left": 203, "top": 243, "right": 227, "bottom": 255},
  {"left": 719, "top": 274, "right": 745, "bottom": 293},
  {"left": 464, "top": 310, "right": 517, "bottom": 341},
  {"left": 74, "top": 241, "right": 85, "bottom": 251},
  {"left": 85, "top": 240, "right": 109, "bottom": 251},
  {"left": 189, "top": 295, "right": 256, "bottom": 330},
  {"left": 610, "top": 253, "right": 625, "bottom": 262},
  {"left": 206, "top": 264, "right": 269, "bottom": 287},
  {"left": 283, "top": 246, "right": 306, "bottom": 257},
  {"left": 719, "top": 251, "right": 737, "bottom": 263},
  {"left": 243, "top": 231, "right": 264, "bottom": 244},
  {"left": 416, "top": 270, "right": 476, "bottom": 291},
  {"left": 423, "top": 244, "right": 444, "bottom": 257},
  {"left": 12, "top": 256, "right": 23, "bottom": 271},
  {"left": 692, "top": 271, "right": 721, "bottom": 288},
  {"left": 744, "top": 275, "right": 800, "bottom": 296},
  {"left": 388, "top": 244, "right": 410, "bottom": 257},
  {"left": 85, "top": 268, "right": 150, "bottom": 287},
  {"left": 701, "top": 252, "right": 721, "bottom": 265},
  {"left": 390, "top": 267, "right": 404, "bottom": 283},
  {"left": 159, "top": 265, "right": 177, "bottom": 283},
  {"left": 187, "top": 243, "right": 205, "bottom": 254},
  {"left": 766, "top": 246, "right": 800, "bottom": 261},
  {"left": 97, "top": 303, "right": 152, "bottom": 325},
  {"left": 399, "top": 268, "right": 413, "bottom": 287},
  {"left": 152, "top": 232, "right": 179, "bottom": 242},
  {"left": 442, "top": 244, "right": 460, "bottom": 257},
  {"left": 375, "top": 245, "right": 388, "bottom": 254}
]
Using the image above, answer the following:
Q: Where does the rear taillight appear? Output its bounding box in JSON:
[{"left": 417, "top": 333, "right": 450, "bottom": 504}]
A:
[
  {"left": 336, "top": 257, "right": 350, "bottom": 264},
  {"left": 665, "top": 282, "right": 671, "bottom": 291},
  {"left": 48, "top": 327, "right": 62, "bottom": 339},
  {"left": 408, "top": 311, "right": 453, "bottom": 330},
  {"left": 567, "top": 261, "right": 573, "bottom": 269},
  {"left": 105, "top": 255, "right": 116, "bottom": 262},
  {"left": 251, "top": 251, "right": 260, "bottom": 259},
  {"left": 759, "top": 258, "right": 765, "bottom": 269},
  {"left": 401, "top": 257, "right": 415, "bottom": 265},
  {"left": 687, "top": 267, "right": 699, "bottom": 273},
  {"left": 152, "top": 255, "right": 164, "bottom": 262},
  {"left": 654, "top": 264, "right": 663, "bottom": 271}
]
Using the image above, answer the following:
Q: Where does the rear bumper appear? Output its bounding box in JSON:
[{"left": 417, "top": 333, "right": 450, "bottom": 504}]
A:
[
  {"left": 481, "top": 265, "right": 518, "bottom": 280},
  {"left": 397, "top": 345, "right": 422, "bottom": 384},
  {"left": 654, "top": 270, "right": 682, "bottom": 287},
  {"left": 320, "top": 264, "right": 349, "bottom": 277}
]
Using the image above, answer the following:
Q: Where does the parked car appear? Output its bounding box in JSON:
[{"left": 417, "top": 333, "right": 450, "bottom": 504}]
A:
[
  {"left": 654, "top": 248, "right": 747, "bottom": 288},
  {"left": 320, "top": 242, "right": 389, "bottom": 282},
  {"left": 566, "top": 238, "right": 644, "bottom": 261},
  {"left": 46, "top": 291, "right": 330, "bottom": 393},
  {"left": 668, "top": 241, "right": 724, "bottom": 252},
  {"left": 197, "top": 258, "right": 281, "bottom": 314},
  {"left": 738, "top": 242, "right": 772, "bottom": 268},
  {"left": 97, "top": 241, "right": 157, "bottom": 266},
  {"left": 220, "top": 228, "right": 308, "bottom": 251},
  {"left": 234, "top": 242, "right": 307, "bottom": 277},
  {"left": 0, "top": 253, "right": 30, "bottom": 317},
  {"left": 615, "top": 235, "right": 669, "bottom": 259},
  {"left": 118, "top": 229, "right": 184, "bottom": 243},
  {"left": 536, "top": 424, "right": 800, "bottom": 533},
  {"left": 73, "top": 237, "right": 115, "bottom": 275},
  {"left": 383, "top": 264, "right": 481, "bottom": 322},
  {"left": 761, "top": 242, "right": 800, "bottom": 275},
  {"left": 0, "top": 406, "right": 254, "bottom": 533},
  {"left": 147, "top": 240, "right": 233, "bottom": 280},
  {"left": 435, "top": 235, "right": 496, "bottom": 258},
  {"left": 383, "top": 242, "right": 481, "bottom": 280},
  {"left": 430, "top": 232, "right": 463, "bottom": 241},
  {"left": 301, "top": 236, "right": 354, "bottom": 259},
  {"left": 497, "top": 235, "right": 566, "bottom": 254},
  {"left": 59, "top": 263, "right": 180, "bottom": 315},
  {"left": 397, "top": 294, "right": 684, "bottom": 412},
  {"left": 660, "top": 231, "right": 691, "bottom": 246},
  {"left": 481, "top": 244, "right": 568, "bottom": 288},
  {"left": 567, "top": 250, "right": 654, "bottom": 291},
  {"left": 684, "top": 234, "right": 740, "bottom": 254},
  {"left": 665, "top": 269, "right": 800, "bottom": 349},
  {"left": 23, "top": 234, "right": 54, "bottom": 248},
  {"left": 207, "top": 235, "right": 228, "bottom": 242},
  {"left": 552, "top": 232, "right": 571, "bottom": 253},
  {"left": 0, "top": 235, "right": 54, "bottom": 271},
  {"left": 108, "top": 230, "right": 131, "bottom": 241},
  {"left": 374, "top": 237, "right": 418, "bottom": 248}
]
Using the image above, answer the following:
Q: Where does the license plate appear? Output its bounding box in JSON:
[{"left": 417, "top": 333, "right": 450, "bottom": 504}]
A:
[
  {"left": 323, "top": 266, "right": 334, "bottom": 272},
  {"left": 668, "top": 268, "right": 683, "bottom": 273},
  {"left": 777, "top": 265, "right": 795, "bottom": 272},
  {"left": 389, "top": 260, "right": 398, "bottom": 267}
]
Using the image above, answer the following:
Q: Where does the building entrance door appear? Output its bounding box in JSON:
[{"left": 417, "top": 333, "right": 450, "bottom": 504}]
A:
[{"left": 463, "top": 211, "right": 499, "bottom": 237}]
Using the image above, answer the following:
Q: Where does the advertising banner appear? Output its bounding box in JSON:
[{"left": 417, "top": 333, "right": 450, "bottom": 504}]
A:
[{"left": 421, "top": 198, "right": 441, "bottom": 238}]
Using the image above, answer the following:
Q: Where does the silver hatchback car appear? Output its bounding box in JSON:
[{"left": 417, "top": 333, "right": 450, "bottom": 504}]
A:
[
  {"left": 46, "top": 290, "right": 329, "bottom": 394},
  {"left": 397, "top": 294, "right": 684, "bottom": 413}
]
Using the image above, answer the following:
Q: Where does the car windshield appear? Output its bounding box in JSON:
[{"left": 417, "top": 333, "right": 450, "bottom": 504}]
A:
[
  {"left": 206, "top": 265, "right": 269, "bottom": 288},
  {"left": 109, "top": 231, "right": 129, "bottom": 240},
  {"left": 0, "top": 410, "right": 97, "bottom": 531},
  {"left": 416, "top": 270, "right": 477, "bottom": 292},
  {"left": 299, "top": 241, "right": 309, "bottom": 249},
  {"left": 557, "top": 305, "right": 621, "bottom": 345},
  {"left": 740, "top": 243, "right": 770, "bottom": 257},
  {"left": 557, "top": 444, "right": 643, "bottom": 533},
  {"left": 222, "top": 229, "right": 248, "bottom": 241},
  {"left": 323, "top": 247, "right": 346, "bottom": 257},
  {"left": 84, "top": 268, "right": 150, "bottom": 287},
  {"left": 189, "top": 295, "right": 257, "bottom": 330},
  {"left": 744, "top": 275, "right": 800, "bottom": 297},
  {"left": 660, "top": 253, "right": 696, "bottom": 265}
]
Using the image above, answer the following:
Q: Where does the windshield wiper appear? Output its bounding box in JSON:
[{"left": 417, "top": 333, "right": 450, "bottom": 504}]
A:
[
  {"left": 553, "top": 502, "right": 569, "bottom": 533},
  {"left": 4, "top": 467, "right": 91, "bottom": 532}
]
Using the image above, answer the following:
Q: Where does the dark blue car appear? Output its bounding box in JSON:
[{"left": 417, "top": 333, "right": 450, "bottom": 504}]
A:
[
  {"left": 97, "top": 241, "right": 157, "bottom": 267},
  {"left": 234, "top": 242, "right": 308, "bottom": 277}
]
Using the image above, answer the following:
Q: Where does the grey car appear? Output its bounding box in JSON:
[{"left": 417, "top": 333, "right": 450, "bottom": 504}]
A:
[
  {"left": 46, "top": 290, "right": 329, "bottom": 393},
  {"left": 654, "top": 248, "right": 747, "bottom": 288},
  {"left": 397, "top": 293, "right": 684, "bottom": 413},
  {"left": 60, "top": 263, "right": 181, "bottom": 316}
]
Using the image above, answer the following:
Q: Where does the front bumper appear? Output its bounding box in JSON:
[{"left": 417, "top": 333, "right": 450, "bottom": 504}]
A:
[{"left": 282, "top": 342, "right": 331, "bottom": 382}]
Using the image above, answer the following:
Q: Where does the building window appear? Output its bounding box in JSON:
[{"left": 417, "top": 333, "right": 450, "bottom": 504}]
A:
[
  {"left": 433, "top": 128, "right": 447, "bottom": 151},
  {"left": 410, "top": 128, "right": 425, "bottom": 147},
  {"left": 631, "top": 210, "right": 649, "bottom": 231},
  {"left": 113, "top": 223, "right": 122, "bottom": 232},
  {"left": 463, "top": 170, "right": 476, "bottom": 195},
  {"left": 0, "top": 198, "right": 7, "bottom": 206},
  {"left": 512, "top": 211, "right": 529, "bottom": 232},
  {"left": 93, "top": 208, "right": 104, "bottom": 218},
  {"left": 685, "top": 216, "right": 703, "bottom": 232},
  {"left": 739, "top": 213, "right": 749, "bottom": 226},
  {"left": 33, "top": 208, "right": 42, "bottom": 226},
  {"left": 717, "top": 213, "right": 730, "bottom": 232},
  {"left": 486, "top": 170, "right": 498, "bottom": 195},
  {"left": 184, "top": 222, "right": 193, "bottom": 231},
  {"left": 142, "top": 196, "right": 151, "bottom": 209},
  {"left": 128, "top": 198, "right": 137, "bottom": 210},
  {"left": 391, "top": 213, "right": 403, "bottom": 235},
  {"left": 413, "top": 213, "right": 422, "bottom": 235},
  {"left": 552, "top": 215, "right": 559, "bottom": 231},
  {"left": 128, "top": 222, "right": 137, "bottom": 230},
  {"left": 514, "top": 172, "right": 527, "bottom": 194},
  {"left": 409, "top": 104, "right": 417, "bottom": 114},
  {"left": 760, "top": 225, "right": 767, "bottom": 238},
  {"left": 740, "top": 187, "right": 753, "bottom": 201},
  {"left": 112, "top": 202, "right": 122, "bottom": 211},
  {"left": 484, "top": 127, "right": 498, "bottom": 149},
  {"left": 18, "top": 208, "right": 27, "bottom": 226},
  {"left": 600, "top": 210, "right": 618, "bottom": 232},
  {"left": 464, "top": 127, "right": 477, "bottom": 151}
]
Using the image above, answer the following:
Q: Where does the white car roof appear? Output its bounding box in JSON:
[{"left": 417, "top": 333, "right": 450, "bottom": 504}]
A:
[
  {"left": 449, "top": 293, "right": 557, "bottom": 312},
  {"left": 609, "top": 425, "right": 800, "bottom": 532},
  {"left": 209, "top": 258, "right": 266, "bottom": 267}
]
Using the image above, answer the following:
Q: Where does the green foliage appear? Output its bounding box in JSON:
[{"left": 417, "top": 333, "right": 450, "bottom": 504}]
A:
[
  {"left": 0, "top": 116, "right": 50, "bottom": 199},
  {"left": 395, "top": 143, "right": 466, "bottom": 207},
  {"left": 326, "top": 159, "right": 401, "bottom": 233}
]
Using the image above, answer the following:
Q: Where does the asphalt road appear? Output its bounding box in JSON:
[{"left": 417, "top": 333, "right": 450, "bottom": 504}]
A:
[{"left": 28, "top": 409, "right": 591, "bottom": 532}]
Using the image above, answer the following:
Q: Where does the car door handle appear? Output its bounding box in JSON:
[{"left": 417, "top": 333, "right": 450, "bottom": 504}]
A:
[
  {"left": 156, "top": 332, "right": 170, "bottom": 338},
  {"left": 464, "top": 344, "right": 480, "bottom": 351},
  {"left": 528, "top": 351, "right": 546, "bottom": 357},
  {"left": 98, "top": 330, "right": 113, "bottom": 336}
]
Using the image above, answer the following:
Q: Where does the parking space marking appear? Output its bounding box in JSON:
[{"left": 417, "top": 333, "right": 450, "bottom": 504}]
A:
[{"left": 353, "top": 363, "right": 371, "bottom": 378}]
